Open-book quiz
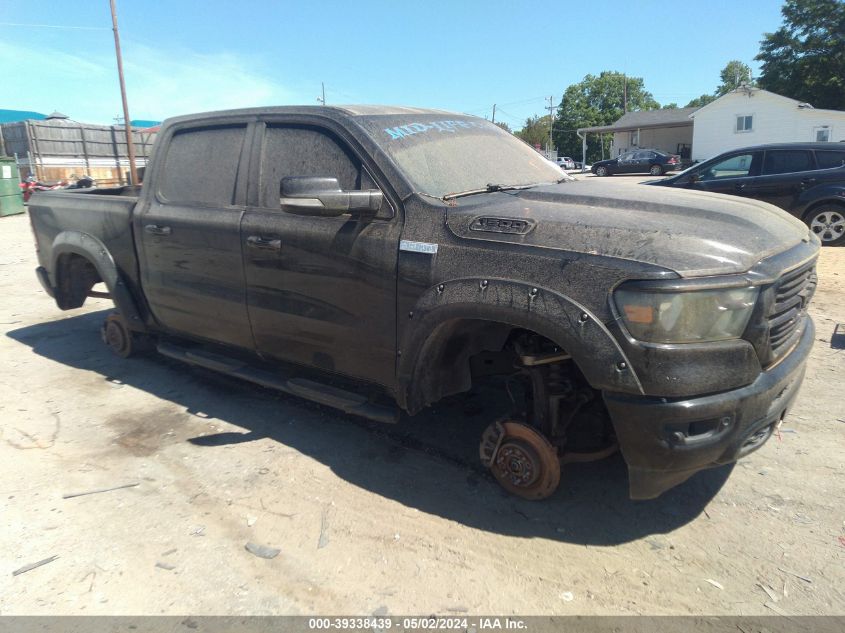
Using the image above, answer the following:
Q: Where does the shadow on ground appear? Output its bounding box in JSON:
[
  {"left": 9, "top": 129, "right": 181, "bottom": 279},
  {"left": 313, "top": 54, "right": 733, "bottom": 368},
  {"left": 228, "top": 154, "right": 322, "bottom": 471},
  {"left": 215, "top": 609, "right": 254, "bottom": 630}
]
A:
[{"left": 8, "top": 310, "right": 732, "bottom": 545}]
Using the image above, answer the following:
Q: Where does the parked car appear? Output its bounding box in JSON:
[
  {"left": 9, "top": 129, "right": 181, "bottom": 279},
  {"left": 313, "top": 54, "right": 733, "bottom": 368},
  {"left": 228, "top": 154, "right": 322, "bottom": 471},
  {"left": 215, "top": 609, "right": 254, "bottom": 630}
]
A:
[
  {"left": 27, "top": 106, "right": 818, "bottom": 501},
  {"left": 592, "top": 149, "right": 681, "bottom": 177},
  {"left": 556, "top": 156, "right": 575, "bottom": 170},
  {"left": 646, "top": 143, "right": 845, "bottom": 246}
]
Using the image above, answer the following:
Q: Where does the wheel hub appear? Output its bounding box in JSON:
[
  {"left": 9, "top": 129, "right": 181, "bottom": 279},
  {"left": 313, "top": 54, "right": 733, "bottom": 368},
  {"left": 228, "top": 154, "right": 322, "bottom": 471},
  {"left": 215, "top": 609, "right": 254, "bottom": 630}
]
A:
[
  {"left": 810, "top": 210, "right": 845, "bottom": 242},
  {"left": 494, "top": 442, "right": 541, "bottom": 488}
]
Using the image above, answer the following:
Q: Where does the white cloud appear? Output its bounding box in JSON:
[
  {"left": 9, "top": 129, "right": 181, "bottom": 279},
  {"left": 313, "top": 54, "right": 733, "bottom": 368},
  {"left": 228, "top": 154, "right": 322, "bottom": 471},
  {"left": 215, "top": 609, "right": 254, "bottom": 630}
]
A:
[{"left": 0, "top": 39, "right": 302, "bottom": 124}]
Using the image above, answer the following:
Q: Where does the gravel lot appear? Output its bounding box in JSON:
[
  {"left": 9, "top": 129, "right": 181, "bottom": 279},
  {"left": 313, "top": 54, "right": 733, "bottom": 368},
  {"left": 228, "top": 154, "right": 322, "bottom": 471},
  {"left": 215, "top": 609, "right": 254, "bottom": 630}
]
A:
[{"left": 1, "top": 194, "right": 843, "bottom": 616}]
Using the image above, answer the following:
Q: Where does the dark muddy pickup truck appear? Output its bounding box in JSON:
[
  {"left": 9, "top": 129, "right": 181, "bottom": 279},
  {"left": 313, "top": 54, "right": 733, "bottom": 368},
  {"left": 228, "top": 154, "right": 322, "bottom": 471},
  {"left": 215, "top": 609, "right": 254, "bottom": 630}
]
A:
[{"left": 28, "top": 106, "right": 820, "bottom": 500}]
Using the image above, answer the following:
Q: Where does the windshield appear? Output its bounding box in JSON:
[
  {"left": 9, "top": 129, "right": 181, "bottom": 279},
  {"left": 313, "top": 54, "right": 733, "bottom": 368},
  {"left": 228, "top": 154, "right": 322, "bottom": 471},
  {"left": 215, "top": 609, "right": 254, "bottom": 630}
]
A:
[{"left": 354, "top": 114, "right": 564, "bottom": 198}]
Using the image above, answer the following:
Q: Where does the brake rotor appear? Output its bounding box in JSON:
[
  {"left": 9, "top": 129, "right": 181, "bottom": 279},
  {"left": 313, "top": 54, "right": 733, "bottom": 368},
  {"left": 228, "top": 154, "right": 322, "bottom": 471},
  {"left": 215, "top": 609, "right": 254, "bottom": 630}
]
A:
[
  {"left": 480, "top": 421, "right": 561, "bottom": 500},
  {"left": 101, "top": 314, "right": 133, "bottom": 358}
]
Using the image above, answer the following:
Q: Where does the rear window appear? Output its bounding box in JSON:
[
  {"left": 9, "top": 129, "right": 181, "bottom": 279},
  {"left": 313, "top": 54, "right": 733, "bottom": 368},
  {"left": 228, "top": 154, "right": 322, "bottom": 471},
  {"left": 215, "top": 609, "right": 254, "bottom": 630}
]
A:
[
  {"left": 815, "top": 150, "right": 845, "bottom": 169},
  {"left": 159, "top": 126, "right": 246, "bottom": 206},
  {"left": 762, "top": 150, "right": 813, "bottom": 175}
]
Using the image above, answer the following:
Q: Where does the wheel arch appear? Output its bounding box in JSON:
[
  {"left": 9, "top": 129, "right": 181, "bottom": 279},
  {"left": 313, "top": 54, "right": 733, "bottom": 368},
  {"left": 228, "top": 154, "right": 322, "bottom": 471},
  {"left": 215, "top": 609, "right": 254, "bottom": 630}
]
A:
[
  {"left": 51, "top": 231, "right": 145, "bottom": 328},
  {"left": 396, "top": 278, "right": 642, "bottom": 414}
]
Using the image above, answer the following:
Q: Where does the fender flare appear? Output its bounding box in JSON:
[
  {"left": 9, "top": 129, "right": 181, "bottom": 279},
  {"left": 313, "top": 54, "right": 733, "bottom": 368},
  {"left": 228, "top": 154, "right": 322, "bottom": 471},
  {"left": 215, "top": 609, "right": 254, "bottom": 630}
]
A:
[
  {"left": 51, "top": 230, "right": 145, "bottom": 328},
  {"left": 396, "top": 277, "right": 643, "bottom": 413}
]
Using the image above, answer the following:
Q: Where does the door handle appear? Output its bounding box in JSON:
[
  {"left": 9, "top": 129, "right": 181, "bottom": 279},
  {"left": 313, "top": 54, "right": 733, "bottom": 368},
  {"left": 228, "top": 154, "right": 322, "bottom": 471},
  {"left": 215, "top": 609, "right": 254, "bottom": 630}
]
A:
[
  {"left": 800, "top": 178, "right": 817, "bottom": 189},
  {"left": 247, "top": 235, "right": 282, "bottom": 251},
  {"left": 144, "top": 224, "right": 172, "bottom": 236},
  {"left": 734, "top": 183, "right": 747, "bottom": 191}
]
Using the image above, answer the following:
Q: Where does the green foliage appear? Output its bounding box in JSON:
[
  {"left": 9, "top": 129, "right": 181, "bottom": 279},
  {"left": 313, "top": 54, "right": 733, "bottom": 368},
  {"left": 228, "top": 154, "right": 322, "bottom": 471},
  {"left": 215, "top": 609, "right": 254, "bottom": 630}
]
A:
[
  {"left": 756, "top": 0, "right": 845, "bottom": 109},
  {"left": 493, "top": 121, "right": 513, "bottom": 133},
  {"left": 516, "top": 115, "right": 551, "bottom": 149},
  {"left": 716, "top": 60, "right": 754, "bottom": 95},
  {"left": 553, "top": 71, "right": 659, "bottom": 163},
  {"left": 662, "top": 103, "right": 679, "bottom": 109},
  {"left": 685, "top": 94, "right": 717, "bottom": 108}
]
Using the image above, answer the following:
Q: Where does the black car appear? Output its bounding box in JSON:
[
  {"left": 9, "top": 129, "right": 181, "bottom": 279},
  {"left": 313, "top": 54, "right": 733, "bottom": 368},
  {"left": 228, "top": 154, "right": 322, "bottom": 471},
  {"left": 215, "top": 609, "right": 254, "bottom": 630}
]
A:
[
  {"left": 647, "top": 143, "right": 845, "bottom": 245},
  {"left": 591, "top": 149, "right": 681, "bottom": 177}
]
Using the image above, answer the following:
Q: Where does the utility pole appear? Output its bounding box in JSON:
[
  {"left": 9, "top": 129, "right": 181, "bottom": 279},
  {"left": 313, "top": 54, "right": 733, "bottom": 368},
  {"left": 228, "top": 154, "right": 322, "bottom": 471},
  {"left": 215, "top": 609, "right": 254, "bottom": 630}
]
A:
[
  {"left": 318, "top": 82, "right": 326, "bottom": 105},
  {"left": 491, "top": 104, "right": 496, "bottom": 124},
  {"left": 547, "top": 95, "right": 555, "bottom": 156},
  {"left": 109, "top": 0, "right": 138, "bottom": 186},
  {"left": 623, "top": 73, "right": 628, "bottom": 113}
]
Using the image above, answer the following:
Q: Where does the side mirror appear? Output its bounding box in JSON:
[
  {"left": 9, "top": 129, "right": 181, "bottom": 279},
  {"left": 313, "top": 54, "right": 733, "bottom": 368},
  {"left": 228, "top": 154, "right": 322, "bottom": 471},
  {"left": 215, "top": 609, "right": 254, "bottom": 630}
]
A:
[
  {"left": 280, "top": 176, "right": 383, "bottom": 217},
  {"left": 688, "top": 173, "right": 702, "bottom": 184}
]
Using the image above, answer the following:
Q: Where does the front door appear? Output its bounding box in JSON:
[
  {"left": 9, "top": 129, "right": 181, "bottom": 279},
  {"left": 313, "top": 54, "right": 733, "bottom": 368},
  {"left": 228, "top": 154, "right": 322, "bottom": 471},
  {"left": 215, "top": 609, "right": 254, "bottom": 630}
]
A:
[
  {"left": 136, "top": 123, "right": 254, "bottom": 349},
  {"left": 689, "top": 151, "right": 762, "bottom": 198},
  {"left": 241, "top": 122, "right": 402, "bottom": 387}
]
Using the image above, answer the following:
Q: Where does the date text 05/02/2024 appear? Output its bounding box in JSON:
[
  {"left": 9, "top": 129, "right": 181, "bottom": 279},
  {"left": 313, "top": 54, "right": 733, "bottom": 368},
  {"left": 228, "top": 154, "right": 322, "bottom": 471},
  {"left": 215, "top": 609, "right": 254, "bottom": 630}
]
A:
[{"left": 307, "top": 617, "right": 528, "bottom": 631}]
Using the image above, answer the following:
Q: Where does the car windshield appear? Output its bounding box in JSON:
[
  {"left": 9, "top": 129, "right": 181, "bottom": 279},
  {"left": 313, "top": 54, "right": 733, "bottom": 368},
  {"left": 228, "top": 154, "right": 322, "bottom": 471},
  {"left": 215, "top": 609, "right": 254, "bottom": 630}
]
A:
[{"left": 354, "top": 114, "right": 564, "bottom": 198}]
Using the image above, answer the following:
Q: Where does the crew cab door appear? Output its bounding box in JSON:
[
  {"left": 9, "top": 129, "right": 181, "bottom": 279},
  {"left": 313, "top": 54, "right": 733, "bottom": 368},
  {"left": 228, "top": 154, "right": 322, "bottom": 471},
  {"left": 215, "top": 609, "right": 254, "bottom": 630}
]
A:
[
  {"left": 241, "top": 122, "right": 401, "bottom": 387},
  {"left": 135, "top": 123, "right": 254, "bottom": 348}
]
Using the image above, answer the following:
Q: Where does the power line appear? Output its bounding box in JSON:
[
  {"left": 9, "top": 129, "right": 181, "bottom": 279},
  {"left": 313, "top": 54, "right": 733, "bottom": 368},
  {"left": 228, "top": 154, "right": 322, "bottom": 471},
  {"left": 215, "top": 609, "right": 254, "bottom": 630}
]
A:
[{"left": 0, "top": 22, "right": 109, "bottom": 30}]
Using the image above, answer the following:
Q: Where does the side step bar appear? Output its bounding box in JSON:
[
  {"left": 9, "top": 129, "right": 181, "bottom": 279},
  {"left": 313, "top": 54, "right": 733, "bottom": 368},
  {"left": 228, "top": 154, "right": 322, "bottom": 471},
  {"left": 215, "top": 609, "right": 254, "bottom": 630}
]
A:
[{"left": 157, "top": 341, "right": 399, "bottom": 424}]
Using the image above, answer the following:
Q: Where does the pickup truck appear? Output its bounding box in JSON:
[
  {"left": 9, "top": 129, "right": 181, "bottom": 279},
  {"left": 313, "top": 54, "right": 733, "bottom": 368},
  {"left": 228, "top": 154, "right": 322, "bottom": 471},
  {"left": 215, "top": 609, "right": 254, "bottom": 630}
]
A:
[{"left": 28, "top": 106, "right": 819, "bottom": 501}]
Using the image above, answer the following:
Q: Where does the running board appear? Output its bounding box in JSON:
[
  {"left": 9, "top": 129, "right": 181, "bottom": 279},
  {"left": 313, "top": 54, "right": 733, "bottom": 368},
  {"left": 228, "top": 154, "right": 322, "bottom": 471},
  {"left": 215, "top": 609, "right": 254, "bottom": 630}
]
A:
[{"left": 157, "top": 341, "right": 399, "bottom": 424}]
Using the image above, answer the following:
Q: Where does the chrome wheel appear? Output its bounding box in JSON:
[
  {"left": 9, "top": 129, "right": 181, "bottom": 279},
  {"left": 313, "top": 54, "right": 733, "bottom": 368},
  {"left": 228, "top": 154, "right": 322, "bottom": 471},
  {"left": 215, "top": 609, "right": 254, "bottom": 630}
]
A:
[
  {"left": 808, "top": 208, "right": 845, "bottom": 245},
  {"left": 595, "top": 166, "right": 608, "bottom": 177}
]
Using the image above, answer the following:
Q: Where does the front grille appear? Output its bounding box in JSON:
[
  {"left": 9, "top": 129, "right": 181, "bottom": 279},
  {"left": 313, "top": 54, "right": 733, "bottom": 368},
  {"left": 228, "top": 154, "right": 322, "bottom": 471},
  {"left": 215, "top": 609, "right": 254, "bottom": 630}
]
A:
[{"left": 766, "top": 262, "right": 817, "bottom": 362}]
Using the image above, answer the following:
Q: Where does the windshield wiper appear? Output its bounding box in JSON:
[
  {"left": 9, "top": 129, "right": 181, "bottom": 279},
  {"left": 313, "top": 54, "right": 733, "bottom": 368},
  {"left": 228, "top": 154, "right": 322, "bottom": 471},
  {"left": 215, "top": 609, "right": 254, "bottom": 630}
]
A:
[{"left": 442, "top": 182, "right": 540, "bottom": 201}]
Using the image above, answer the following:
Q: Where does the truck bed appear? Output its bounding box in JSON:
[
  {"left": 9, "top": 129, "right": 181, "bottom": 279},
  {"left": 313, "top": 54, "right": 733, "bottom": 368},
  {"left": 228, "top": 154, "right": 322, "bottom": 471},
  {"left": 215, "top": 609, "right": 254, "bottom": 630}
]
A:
[{"left": 28, "top": 188, "right": 142, "bottom": 306}]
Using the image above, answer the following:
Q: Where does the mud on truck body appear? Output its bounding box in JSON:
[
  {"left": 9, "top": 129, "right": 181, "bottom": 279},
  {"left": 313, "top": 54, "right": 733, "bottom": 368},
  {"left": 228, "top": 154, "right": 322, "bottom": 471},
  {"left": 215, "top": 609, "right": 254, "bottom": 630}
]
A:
[{"left": 27, "top": 106, "right": 819, "bottom": 500}]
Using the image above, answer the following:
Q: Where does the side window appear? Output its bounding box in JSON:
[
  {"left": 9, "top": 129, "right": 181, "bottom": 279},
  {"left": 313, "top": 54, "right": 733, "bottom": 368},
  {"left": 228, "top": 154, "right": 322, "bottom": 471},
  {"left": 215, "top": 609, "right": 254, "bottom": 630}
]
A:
[
  {"left": 619, "top": 152, "right": 635, "bottom": 161},
  {"left": 762, "top": 150, "right": 813, "bottom": 175},
  {"left": 736, "top": 115, "right": 753, "bottom": 133},
  {"left": 700, "top": 153, "right": 757, "bottom": 181},
  {"left": 159, "top": 126, "right": 246, "bottom": 206},
  {"left": 814, "top": 127, "right": 831, "bottom": 142},
  {"left": 260, "top": 126, "right": 364, "bottom": 207},
  {"left": 815, "top": 150, "right": 845, "bottom": 169}
]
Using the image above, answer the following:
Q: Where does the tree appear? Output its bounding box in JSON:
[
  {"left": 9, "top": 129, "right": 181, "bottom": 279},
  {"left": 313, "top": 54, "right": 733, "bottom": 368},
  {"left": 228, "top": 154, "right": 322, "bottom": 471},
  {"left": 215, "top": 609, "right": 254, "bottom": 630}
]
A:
[
  {"left": 516, "top": 115, "right": 551, "bottom": 149},
  {"left": 716, "top": 60, "right": 754, "bottom": 95},
  {"left": 685, "top": 94, "right": 717, "bottom": 108},
  {"left": 494, "top": 121, "right": 513, "bottom": 133},
  {"left": 756, "top": 0, "right": 845, "bottom": 109},
  {"left": 552, "top": 71, "right": 659, "bottom": 163},
  {"left": 662, "top": 103, "right": 679, "bottom": 109}
]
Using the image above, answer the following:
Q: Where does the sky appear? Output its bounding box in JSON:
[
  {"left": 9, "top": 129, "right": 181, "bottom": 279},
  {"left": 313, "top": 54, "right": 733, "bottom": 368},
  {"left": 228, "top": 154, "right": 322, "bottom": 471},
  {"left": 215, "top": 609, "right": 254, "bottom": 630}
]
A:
[{"left": 0, "top": 0, "right": 787, "bottom": 128}]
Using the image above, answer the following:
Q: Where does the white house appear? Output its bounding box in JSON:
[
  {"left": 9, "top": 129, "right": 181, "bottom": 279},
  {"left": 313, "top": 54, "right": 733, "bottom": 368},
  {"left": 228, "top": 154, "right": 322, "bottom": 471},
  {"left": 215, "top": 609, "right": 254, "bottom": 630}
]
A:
[{"left": 690, "top": 86, "right": 845, "bottom": 161}]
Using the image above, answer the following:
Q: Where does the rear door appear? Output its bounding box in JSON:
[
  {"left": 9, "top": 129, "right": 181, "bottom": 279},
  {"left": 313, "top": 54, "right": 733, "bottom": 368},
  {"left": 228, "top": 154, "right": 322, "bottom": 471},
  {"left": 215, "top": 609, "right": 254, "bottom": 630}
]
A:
[
  {"left": 136, "top": 122, "right": 254, "bottom": 348},
  {"left": 241, "top": 121, "right": 402, "bottom": 387},
  {"left": 690, "top": 151, "right": 762, "bottom": 197},
  {"left": 749, "top": 149, "right": 815, "bottom": 210},
  {"left": 634, "top": 150, "right": 656, "bottom": 173}
]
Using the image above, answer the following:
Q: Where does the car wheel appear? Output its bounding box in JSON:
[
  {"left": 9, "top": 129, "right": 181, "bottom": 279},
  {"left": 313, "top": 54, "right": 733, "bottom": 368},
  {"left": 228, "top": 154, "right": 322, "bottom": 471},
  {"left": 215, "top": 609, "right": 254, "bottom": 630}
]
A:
[
  {"left": 595, "top": 166, "right": 609, "bottom": 177},
  {"left": 649, "top": 165, "right": 664, "bottom": 176},
  {"left": 805, "top": 205, "right": 845, "bottom": 246}
]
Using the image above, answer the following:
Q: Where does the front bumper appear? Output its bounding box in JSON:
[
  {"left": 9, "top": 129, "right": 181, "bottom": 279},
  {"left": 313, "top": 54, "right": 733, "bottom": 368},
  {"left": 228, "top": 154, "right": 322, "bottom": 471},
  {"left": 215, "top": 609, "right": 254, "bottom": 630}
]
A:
[{"left": 604, "top": 316, "right": 814, "bottom": 500}]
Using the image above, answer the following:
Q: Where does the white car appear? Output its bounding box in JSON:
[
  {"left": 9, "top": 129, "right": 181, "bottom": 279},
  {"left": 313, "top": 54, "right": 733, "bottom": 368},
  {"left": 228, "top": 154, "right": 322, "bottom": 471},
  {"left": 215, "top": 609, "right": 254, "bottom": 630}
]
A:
[{"left": 556, "top": 156, "right": 576, "bottom": 170}]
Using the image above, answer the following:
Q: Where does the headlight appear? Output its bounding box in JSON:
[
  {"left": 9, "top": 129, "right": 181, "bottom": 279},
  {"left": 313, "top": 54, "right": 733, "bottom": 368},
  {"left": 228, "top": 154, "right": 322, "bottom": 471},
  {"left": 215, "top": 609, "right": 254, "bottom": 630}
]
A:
[{"left": 614, "top": 285, "right": 759, "bottom": 343}]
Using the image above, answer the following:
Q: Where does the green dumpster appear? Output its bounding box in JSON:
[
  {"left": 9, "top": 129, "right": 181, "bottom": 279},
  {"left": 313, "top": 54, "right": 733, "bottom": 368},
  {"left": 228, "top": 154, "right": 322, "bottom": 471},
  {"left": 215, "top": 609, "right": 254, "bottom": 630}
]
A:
[{"left": 0, "top": 157, "right": 25, "bottom": 217}]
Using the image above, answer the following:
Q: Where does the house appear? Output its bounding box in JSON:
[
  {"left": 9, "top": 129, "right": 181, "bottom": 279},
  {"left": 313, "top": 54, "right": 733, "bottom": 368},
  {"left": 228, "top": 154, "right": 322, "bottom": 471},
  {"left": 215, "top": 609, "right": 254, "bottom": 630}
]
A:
[
  {"left": 689, "top": 86, "right": 845, "bottom": 161},
  {"left": 577, "top": 107, "right": 698, "bottom": 163}
]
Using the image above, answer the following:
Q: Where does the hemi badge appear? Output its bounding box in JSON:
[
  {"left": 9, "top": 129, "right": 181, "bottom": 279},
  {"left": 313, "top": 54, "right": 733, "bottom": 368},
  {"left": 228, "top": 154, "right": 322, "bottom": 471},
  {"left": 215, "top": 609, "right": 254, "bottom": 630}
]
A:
[{"left": 400, "top": 240, "right": 438, "bottom": 254}]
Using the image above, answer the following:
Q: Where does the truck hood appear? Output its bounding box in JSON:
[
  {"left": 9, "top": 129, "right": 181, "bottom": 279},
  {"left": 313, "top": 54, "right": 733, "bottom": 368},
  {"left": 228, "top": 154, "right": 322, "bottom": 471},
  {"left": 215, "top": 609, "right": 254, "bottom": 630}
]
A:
[{"left": 445, "top": 180, "right": 813, "bottom": 277}]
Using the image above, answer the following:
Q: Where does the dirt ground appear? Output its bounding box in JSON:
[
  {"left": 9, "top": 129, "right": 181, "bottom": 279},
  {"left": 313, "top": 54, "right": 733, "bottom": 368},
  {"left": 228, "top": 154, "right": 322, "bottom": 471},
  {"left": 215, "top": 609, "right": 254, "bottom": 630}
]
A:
[{"left": 0, "top": 200, "right": 843, "bottom": 616}]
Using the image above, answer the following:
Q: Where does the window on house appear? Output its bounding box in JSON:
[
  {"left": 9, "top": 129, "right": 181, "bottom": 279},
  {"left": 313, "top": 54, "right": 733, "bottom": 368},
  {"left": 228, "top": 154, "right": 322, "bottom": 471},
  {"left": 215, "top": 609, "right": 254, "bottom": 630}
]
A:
[
  {"left": 736, "top": 115, "right": 753, "bottom": 133},
  {"left": 630, "top": 131, "right": 639, "bottom": 146},
  {"left": 814, "top": 127, "right": 831, "bottom": 142}
]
